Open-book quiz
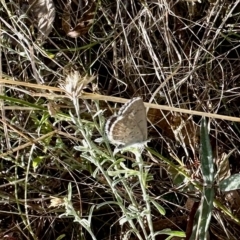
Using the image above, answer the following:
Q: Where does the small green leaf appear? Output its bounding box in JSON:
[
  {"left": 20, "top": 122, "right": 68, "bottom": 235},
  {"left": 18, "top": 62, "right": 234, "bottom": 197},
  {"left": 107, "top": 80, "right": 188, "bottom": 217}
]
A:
[
  {"left": 151, "top": 200, "right": 166, "bottom": 215},
  {"left": 219, "top": 173, "right": 240, "bottom": 191},
  {"left": 56, "top": 234, "right": 66, "bottom": 240},
  {"left": 32, "top": 156, "right": 45, "bottom": 170},
  {"left": 200, "top": 117, "right": 214, "bottom": 185}
]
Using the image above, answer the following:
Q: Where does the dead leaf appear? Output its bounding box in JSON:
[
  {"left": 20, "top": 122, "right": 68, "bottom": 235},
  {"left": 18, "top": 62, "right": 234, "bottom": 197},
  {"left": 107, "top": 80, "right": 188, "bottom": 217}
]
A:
[
  {"left": 62, "top": 0, "right": 71, "bottom": 34},
  {"left": 67, "top": 1, "right": 96, "bottom": 38},
  {"left": 147, "top": 108, "right": 199, "bottom": 148},
  {"left": 29, "top": 0, "right": 56, "bottom": 44},
  {"left": 47, "top": 101, "right": 59, "bottom": 116},
  {"left": 215, "top": 151, "right": 232, "bottom": 183},
  {"left": 49, "top": 196, "right": 64, "bottom": 208}
]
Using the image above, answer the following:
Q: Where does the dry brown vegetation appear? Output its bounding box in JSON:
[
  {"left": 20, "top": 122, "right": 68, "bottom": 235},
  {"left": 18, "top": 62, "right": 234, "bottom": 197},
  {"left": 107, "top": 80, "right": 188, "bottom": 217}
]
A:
[{"left": 1, "top": 0, "right": 240, "bottom": 239}]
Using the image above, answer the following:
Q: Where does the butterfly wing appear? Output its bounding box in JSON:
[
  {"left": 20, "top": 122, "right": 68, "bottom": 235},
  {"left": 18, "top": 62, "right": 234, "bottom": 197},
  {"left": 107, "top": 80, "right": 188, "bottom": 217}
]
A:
[
  {"left": 106, "top": 115, "right": 146, "bottom": 146},
  {"left": 105, "top": 97, "right": 148, "bottom": 146},
  {"left": 118, "top": 97, "right": 143, "bottom": 115},
  {"left": 120, "top": 97, "right": 147, "bottom": 142}
]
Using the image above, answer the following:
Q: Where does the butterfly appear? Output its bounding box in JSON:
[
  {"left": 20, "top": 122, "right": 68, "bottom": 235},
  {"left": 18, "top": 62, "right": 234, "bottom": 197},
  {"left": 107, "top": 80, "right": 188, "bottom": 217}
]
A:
[{"left": 105, "top": 97, "right": 148, "bottom": 147}]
